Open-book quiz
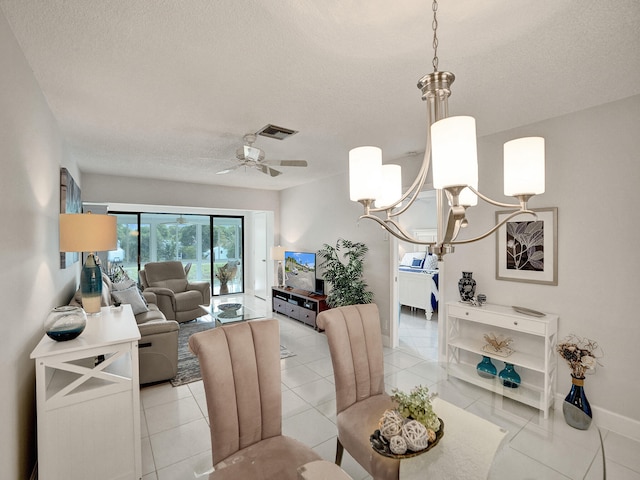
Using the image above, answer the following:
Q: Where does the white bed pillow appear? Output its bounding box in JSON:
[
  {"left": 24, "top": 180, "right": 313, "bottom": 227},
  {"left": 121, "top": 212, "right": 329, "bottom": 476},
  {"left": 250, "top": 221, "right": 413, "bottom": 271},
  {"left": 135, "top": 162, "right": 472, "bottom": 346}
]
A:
[{"left": 400, "top": 252, "right": 427, "bottom": 267}]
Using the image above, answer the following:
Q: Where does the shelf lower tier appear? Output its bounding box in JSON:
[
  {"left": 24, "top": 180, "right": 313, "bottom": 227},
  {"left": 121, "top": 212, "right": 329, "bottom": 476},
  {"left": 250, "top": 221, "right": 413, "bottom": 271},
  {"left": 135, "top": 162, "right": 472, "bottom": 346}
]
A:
[{"left": 447, "top": 362, "right": 552, "bottom": 414}]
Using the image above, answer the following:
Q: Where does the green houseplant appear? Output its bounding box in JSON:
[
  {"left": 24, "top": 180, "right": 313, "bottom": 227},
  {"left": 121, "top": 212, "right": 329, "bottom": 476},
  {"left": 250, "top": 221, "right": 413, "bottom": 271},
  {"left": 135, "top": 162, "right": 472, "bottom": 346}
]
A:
[{"left": 317, "top": 238, "right": 373, "bottom": 307}]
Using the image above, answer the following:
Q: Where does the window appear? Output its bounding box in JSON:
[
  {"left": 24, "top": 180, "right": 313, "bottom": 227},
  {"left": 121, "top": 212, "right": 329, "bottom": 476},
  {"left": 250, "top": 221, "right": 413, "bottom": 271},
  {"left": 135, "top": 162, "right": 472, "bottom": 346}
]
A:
[{"left": 109, "top": 212, "right": 244, "bottom": 296}]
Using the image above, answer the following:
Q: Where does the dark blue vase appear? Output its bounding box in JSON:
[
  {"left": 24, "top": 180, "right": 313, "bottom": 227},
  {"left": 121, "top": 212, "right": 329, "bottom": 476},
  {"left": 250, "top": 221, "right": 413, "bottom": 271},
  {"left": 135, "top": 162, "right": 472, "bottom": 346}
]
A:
[
  {"left": 476, "top": 356, "right": 497, "bottom": 379},
  {"left": 563, "top": 376, "right": 592, "bottom": 430},
  {"left": 499, "top": 363, "right": 521, "bottom": 388}
]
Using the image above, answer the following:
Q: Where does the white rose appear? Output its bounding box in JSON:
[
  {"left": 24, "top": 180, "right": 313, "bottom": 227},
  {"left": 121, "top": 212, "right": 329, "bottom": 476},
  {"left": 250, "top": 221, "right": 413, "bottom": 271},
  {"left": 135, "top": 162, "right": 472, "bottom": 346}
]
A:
[{"left": 581, "top": 355, "right": 596, "bottom": 370}]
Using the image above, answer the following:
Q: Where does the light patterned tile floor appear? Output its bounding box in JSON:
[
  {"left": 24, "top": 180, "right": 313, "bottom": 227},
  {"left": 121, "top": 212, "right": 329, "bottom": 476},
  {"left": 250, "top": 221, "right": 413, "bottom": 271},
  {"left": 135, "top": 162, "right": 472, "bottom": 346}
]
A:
[{"left": 140, "top": 297, "right": 639, "bottom": 480}]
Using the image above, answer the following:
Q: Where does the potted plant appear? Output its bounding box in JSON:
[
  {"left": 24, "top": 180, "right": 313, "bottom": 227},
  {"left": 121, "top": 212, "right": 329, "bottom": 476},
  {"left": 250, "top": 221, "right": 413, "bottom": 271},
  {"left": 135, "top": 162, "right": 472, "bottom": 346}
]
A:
[{"left": 317, "top": 238, "right": 373, "bottom": 307}]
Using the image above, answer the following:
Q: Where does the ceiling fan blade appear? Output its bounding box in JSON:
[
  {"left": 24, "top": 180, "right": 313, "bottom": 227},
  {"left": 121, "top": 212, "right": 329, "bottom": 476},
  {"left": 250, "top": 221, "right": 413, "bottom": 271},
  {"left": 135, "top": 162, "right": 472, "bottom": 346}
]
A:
[
  {"left": 216, "top": 164, "right": 242, "bottom": 175},
  {"left": 256, "top": 163, "right": 282, "bottom": 177},
  {"left": 268, "top": 160, "right": 308, "bottom": 167}
]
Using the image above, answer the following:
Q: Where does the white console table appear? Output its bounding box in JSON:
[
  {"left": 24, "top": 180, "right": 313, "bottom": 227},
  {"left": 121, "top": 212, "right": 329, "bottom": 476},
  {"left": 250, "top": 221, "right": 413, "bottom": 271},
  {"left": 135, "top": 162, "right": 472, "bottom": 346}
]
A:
[
  {"left": 31, "top": 305, "right": 142, "bottom": 480},
  {"left": 446, "top": 302, "right": 558, "bottom": 418}
]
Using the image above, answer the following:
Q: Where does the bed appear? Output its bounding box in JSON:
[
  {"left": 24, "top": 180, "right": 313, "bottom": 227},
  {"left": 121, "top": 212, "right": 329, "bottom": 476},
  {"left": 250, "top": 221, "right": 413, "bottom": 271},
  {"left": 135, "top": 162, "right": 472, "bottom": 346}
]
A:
[{"left": 398, "top": 252, "right": 439, "bottom": 320}]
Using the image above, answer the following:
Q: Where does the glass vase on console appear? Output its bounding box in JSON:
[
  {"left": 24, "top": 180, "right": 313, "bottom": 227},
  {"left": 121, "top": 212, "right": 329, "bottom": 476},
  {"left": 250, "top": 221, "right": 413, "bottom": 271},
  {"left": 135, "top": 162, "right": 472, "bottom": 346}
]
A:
[{"left": 476, "top": 356, "right": 497, "bottom": 379}]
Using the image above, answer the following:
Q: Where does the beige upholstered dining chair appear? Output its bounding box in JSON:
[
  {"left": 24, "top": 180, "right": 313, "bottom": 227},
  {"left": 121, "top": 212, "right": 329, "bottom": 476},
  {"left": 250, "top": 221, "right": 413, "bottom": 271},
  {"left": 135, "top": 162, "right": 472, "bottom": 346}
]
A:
[
  {"left": 316, "top": 304, "right": 400, "bottom": 480},
  {"left": 189, "top": 319, "right": 351, "bottom": 479}
]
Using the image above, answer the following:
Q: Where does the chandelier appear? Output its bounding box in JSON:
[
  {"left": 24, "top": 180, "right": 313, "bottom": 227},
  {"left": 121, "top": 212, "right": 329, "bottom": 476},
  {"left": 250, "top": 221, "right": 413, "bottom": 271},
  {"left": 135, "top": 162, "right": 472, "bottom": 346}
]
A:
[{"left": 349, "top": 1, "right": 545, "bottom": 259}]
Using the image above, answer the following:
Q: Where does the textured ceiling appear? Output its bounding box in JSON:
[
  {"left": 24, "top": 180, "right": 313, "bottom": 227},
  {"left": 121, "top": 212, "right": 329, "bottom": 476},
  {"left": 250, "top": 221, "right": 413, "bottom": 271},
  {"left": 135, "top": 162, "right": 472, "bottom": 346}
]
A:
[{"left": 2, "top": 0, "right": 639, "bottom": 191}]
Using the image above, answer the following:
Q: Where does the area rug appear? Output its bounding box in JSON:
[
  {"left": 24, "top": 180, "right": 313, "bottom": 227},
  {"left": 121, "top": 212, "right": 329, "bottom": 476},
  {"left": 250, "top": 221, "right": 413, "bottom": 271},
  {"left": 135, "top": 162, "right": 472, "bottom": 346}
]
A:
[{"left": 170, "top": 318, "right": 294, "bottom": 387}]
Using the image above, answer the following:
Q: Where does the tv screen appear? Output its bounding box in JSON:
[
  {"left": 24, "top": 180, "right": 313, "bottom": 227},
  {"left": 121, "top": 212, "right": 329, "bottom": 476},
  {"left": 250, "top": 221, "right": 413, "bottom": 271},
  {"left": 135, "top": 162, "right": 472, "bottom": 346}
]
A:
[{"left": 284, "top": 251, "right": 316, "bottom": 291}]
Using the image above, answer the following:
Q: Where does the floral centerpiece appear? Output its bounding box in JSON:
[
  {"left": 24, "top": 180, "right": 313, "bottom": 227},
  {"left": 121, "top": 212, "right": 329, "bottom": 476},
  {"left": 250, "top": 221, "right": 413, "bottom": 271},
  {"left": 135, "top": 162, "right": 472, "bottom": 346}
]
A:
[
  {"left": 371, "top": 385, "right": 443, "bottom": 457},
  {"left": 557, "top": 334, "right": 602, "bottom": 378},
  {"left": 556, "top": 334, "right": 603, "bottom": 430}
]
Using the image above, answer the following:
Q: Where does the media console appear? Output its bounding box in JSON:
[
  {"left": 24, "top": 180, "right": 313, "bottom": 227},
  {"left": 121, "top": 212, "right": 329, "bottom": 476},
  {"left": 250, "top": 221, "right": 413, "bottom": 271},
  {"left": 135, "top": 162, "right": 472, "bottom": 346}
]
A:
[{"left": 272, "top": 286, "right": 329, "bottom": 330}]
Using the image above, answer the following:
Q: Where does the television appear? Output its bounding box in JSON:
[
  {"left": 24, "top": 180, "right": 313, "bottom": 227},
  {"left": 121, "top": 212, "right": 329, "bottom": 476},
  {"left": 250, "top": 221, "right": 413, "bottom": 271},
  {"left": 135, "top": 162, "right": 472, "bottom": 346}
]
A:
[{"left": 284, "top": 251, "right": 316, "bottom": 292}]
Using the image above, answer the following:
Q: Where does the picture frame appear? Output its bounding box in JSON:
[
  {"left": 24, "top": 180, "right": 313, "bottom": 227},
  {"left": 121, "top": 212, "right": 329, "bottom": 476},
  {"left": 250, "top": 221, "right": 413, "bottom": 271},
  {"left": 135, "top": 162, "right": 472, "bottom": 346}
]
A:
[
  {"left": 495, "top": 207, "right": 558, "bottom": 285},
  {"left": 60, "top": 167, "right": 81, "bottom": 269}
]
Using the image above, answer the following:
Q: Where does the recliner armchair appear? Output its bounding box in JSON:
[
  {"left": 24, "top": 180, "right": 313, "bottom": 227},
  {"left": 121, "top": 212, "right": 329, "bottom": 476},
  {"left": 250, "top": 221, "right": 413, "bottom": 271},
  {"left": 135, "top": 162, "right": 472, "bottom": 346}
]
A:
[{"left": 140, "top": 261, "right": 211, "bottom": 323}]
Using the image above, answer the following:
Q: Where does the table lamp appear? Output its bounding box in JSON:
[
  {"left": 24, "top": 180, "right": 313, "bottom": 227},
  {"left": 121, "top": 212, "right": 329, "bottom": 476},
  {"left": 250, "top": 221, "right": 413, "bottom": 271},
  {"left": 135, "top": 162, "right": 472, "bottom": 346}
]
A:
[
  {"left": 59, "top": 212, "right": 117, "bottom": 315},
  {"left": 270, "top": 245, "right": 285, "bottom": 287}
]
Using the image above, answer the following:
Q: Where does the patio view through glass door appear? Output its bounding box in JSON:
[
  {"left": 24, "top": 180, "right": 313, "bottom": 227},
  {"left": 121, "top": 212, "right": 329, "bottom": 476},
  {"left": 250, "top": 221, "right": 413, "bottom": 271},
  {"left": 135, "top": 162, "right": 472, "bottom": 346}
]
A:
[{"left": 108, "top": 212, "right": 244, "bottom": 296}]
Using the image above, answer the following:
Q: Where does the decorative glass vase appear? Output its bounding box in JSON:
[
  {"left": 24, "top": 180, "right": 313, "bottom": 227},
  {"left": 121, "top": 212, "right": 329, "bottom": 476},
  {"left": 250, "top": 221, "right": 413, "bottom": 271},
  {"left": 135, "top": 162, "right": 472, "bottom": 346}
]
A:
[
  {"left": 563, "top": 376, "right": 592, "bottom": 430},
  {"left": 458, "top": 272, "right": 476, "bottom": 302},
  {"left": 44, "top": 306, "right": 87, "bottom": 341},
  {"left": 476, "top": 356, "right": 497, "bottom": 379},
  {"left": 499, "top": 363, "right": 521, "bottom": 388}
]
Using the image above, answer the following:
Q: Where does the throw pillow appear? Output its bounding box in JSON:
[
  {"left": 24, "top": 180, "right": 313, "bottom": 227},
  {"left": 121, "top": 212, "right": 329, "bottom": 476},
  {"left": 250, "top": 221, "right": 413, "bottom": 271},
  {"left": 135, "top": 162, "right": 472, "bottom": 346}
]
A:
[
  {"left": 424, "top": 254, "right": 438, "bottom": 270},
  {"left": 112, "top": 278, "right": 137, "bottom": 291},
  {"left": 111, "top": 286, "right": 149, "bottom": 315}
]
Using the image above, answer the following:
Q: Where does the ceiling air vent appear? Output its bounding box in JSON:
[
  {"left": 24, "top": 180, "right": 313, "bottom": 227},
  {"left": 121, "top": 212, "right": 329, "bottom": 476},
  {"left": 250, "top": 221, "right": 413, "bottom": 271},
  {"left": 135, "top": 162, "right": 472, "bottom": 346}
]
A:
[{"left": 256, "top": 124, "right": 298, "bottom": 140}]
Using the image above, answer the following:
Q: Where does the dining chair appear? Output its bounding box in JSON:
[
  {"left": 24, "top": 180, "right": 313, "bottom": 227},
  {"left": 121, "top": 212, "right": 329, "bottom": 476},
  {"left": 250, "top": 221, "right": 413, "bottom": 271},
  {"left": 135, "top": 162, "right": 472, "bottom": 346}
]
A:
[
  {"left": 189, "top": 319, "right": 323, "bottom": 479},
  {"left": 316, "top": 303, "right": 400, "bottom": 479}
]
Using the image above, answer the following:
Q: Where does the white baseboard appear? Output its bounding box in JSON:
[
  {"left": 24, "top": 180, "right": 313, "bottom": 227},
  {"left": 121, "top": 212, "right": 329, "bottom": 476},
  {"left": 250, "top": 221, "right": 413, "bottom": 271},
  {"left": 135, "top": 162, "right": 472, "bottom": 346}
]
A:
[{"left": 554, "top": 394, "right": 640, "bottom": 442}]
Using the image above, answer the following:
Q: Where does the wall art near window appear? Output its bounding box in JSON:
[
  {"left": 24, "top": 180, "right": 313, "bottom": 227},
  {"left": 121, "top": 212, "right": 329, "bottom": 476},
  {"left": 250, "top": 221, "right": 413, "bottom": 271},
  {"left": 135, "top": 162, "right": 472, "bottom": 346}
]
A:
[
  {"left": 60, "top": 167, "right": 81, "bottom": 268},
  {"left": 495, "top": 207, "right": 557, "bottom": 285}
]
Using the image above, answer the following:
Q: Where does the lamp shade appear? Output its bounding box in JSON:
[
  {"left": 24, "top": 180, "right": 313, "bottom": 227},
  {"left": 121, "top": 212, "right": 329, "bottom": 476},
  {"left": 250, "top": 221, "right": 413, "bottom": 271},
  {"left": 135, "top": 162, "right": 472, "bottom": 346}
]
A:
[
  {"left": 349, "top": 146, "right": 382, "bottom": 202},
  {"left": 431, "top": 116, "right": 478, "bottom": 190},
  {"left": 374, "top": 164, "right": 402, "bottom": 208},
  {"left": 270, "top": 245, "right": 285, "bottom": 261},
  {"left": 504, "top": 137, "right": 545, "bottom": 196},
  {"left": 59, "top": 213, "right": 117, "bottom": 253}
]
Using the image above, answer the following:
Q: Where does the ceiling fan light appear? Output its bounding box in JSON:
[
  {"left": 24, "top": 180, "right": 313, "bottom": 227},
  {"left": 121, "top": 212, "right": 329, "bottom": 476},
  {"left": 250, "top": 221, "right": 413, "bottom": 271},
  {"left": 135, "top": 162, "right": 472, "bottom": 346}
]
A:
[
  {"left": 504, "top": 137, "right": 545, "bottom": 196},
  {"left": 349, "top": 146, "right": 382, "bottom": 202},
  {"left": 431, "top": 116, "right": 478, "bottom": 189}
]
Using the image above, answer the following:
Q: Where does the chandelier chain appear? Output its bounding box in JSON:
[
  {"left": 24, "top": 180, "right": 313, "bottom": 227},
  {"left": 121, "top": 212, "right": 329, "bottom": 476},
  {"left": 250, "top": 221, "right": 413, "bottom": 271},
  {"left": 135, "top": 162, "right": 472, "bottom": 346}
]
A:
[{"left": 432, "top": 0, "right": 439, "bottom": 72}]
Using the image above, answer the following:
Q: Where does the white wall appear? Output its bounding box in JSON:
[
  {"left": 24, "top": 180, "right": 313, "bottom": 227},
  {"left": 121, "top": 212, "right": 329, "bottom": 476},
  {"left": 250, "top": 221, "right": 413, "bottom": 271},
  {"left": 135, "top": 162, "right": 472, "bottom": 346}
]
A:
[
  {"left": 279, "top": 95, "right": 640, "bottom": 438},
  {"left": 81, "top": 173, "right": 280, "bottom": 217},
  {"left": 280, "top": 172, "right": 394, "bottom": 335},
  {"left": 0, "top": 11, "right": 78, "bottom": 479},
  {"left": 444, "top": 95, "right": 640, "bottom": 433}
]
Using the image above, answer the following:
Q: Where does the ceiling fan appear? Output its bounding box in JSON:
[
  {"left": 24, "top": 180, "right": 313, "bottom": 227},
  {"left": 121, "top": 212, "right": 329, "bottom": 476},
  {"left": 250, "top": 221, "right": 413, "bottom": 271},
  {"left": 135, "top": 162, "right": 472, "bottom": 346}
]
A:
[
  {"left": 216, "top": 133, "right": 308, "bottom": 177},
  {"left": 160, "top": 214, "right": 188, "bottom": 225}
]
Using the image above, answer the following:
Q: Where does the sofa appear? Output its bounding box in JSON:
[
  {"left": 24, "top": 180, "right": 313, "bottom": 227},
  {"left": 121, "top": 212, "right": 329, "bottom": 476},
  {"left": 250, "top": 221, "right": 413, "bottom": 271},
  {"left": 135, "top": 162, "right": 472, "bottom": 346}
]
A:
[
  {"left": 70, "top": 273, "right": 179, "bottom": 384},
  {"left": 139, "top": 261, "right": 211, "bottom": 323}
]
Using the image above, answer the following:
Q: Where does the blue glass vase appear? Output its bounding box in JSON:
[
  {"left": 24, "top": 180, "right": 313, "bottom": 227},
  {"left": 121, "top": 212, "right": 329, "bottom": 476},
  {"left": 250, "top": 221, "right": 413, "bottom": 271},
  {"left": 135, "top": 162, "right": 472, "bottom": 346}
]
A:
[
  {"left": 563, "top": 376, "right": 592, "bottom": 430},
  {"left": 476, "top": 356, "right": 497, "bottom": 379},
  {"left": 499, "top": 363, "right": 521, "bottom": 388}
]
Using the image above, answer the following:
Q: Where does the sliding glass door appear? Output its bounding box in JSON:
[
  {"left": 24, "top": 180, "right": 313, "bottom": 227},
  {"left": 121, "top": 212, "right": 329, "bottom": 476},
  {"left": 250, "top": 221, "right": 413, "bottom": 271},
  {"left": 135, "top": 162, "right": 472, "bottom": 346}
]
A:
[
  {"left": 109, "top": 212, "right": 244, "bottom": 296},
  {"left": 212, "top": 216, "right": 243, "bottom": 295}
]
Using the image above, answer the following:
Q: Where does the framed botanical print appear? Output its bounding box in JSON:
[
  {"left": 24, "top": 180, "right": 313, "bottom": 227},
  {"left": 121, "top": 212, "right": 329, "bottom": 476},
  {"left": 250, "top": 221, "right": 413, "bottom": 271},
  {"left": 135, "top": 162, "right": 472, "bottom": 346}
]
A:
[
  {"left": 495, "top": 207, "right": 558, "bottom": 285},
  {"left": 60, "top": 167, "right": 81, "bottom": 268}
]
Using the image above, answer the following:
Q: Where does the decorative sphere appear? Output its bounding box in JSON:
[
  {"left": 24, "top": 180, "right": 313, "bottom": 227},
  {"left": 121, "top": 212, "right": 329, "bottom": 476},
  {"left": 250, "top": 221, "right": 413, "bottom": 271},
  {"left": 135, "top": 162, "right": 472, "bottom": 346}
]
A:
[{"left": 44, "top": 306, "right": 87, "bottom": 341}]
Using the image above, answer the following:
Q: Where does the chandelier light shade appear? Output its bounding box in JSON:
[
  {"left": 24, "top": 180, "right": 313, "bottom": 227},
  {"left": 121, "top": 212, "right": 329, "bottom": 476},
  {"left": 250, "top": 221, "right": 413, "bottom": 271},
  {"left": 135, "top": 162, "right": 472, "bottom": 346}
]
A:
[
  {"left": 349, "top": 146, "right": 382, "bottom": 202},
  {"left": 347, "top": 0, "right": 547, "bottom": 258},
  {"left": 59, "top": 213, "right": 117, "bottom": 315},
  {"left": 504, "top": 137, "right": 545, "bottom": 196},
  {"left": 375, "top": 164, "right": 402, "bottom": 208},
  {"left": 431, "top": 116, "right": 478, "bottom": 190}
]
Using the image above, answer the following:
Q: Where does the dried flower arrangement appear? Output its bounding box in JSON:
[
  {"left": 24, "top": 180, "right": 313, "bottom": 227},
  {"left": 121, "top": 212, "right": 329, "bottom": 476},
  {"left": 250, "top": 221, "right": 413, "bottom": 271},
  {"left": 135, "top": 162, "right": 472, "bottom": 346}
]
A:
[
  {"left": 557, "top": 334, "right": 603, "bottom": 378},
  {"left": 483, "top": 333, "right": 514, "bottom": 357},
  {"left": 215, "top": 263, "right": 237, "bottom": 283}
]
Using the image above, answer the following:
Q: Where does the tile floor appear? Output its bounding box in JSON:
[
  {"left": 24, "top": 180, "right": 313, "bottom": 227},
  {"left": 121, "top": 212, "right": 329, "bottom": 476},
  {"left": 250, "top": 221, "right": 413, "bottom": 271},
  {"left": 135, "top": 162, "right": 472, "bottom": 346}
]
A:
[{"left": 140, "top": 297, "right": 640, "bottom": 480}]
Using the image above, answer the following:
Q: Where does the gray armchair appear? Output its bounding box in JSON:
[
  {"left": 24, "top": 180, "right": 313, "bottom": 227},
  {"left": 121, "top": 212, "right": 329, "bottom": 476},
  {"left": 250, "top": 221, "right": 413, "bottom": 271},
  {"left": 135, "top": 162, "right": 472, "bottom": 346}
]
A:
[{"left": 140, "top": 261, "right": 211, "bottom": 323}]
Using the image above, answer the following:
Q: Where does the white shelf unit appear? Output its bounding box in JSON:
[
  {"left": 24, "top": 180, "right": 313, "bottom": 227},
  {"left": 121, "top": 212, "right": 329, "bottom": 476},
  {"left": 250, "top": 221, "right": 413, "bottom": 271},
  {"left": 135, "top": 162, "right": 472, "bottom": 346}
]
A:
[
  {"left": 31, "top": 305, "right": 142, "bottom": 480},
  {"left": 446, "top": 302, "right": 558, "bottom": 418}
]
